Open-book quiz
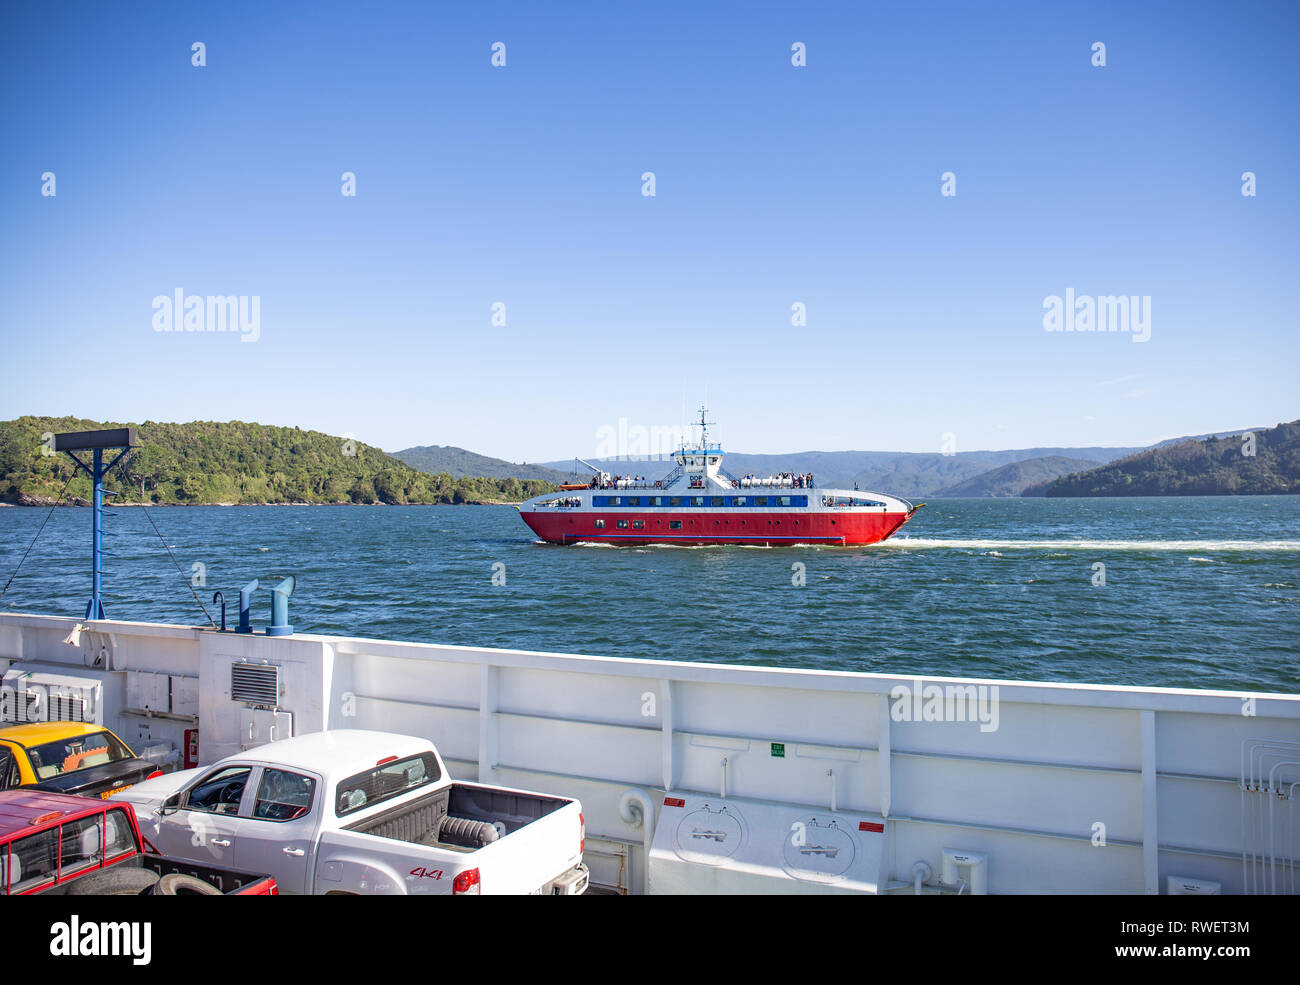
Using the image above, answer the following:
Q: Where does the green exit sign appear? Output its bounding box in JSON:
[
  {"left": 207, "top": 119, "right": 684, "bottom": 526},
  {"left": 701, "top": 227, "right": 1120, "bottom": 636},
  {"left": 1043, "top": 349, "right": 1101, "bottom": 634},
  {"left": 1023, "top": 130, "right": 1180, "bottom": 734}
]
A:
[{"left": 771, "top": 742, "right": 785, "bottom": 758}]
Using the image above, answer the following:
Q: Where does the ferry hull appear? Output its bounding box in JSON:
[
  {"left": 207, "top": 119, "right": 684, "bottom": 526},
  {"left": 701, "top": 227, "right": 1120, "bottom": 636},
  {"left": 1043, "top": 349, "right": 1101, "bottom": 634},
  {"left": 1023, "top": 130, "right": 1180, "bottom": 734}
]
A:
[{"left": 520, "top": 509, "right": 915, "bottom": 546}]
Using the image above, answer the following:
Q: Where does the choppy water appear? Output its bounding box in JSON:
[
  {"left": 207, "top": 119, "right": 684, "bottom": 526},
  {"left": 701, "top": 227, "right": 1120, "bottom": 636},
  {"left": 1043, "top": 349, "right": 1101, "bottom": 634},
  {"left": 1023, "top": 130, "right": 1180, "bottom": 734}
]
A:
[{"left": 1, "top": 497, "right": 1297, "bottom": 693}]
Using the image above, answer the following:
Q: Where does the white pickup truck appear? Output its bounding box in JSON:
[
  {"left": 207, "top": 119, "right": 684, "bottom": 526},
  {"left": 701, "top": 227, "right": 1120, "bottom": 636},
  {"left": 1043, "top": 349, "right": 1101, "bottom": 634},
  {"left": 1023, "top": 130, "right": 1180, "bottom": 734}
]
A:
[{"left": 110, "top": 730, "right": 588, "bottom": 895}]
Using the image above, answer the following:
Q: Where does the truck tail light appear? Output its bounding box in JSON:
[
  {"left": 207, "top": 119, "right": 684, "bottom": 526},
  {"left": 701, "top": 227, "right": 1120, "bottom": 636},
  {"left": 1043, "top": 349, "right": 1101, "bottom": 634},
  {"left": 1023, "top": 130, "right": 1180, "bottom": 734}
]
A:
[
  {"left": 146, "top": 770, "right": 163, "bottom": 780},
  {"left": 452, "top": 868, "right": 480, "bottom": 895},
  {"left": 579, "top": 812, "right": 585, "bottom": 856}
]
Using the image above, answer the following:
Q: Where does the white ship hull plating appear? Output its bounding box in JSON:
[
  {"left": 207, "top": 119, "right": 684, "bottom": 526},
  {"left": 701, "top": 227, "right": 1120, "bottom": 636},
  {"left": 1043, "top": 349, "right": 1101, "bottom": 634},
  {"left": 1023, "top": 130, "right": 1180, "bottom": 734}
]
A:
[{"left": 1, "top": 612, "right": 1296, "bottom": 895}]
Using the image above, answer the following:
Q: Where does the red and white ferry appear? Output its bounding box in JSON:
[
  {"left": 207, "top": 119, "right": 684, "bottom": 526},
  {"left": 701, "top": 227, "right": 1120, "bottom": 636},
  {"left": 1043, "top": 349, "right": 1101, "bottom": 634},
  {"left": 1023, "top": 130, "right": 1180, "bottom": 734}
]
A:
[{"left": 518, "top": 411, "right": 922, "bottom": 547}]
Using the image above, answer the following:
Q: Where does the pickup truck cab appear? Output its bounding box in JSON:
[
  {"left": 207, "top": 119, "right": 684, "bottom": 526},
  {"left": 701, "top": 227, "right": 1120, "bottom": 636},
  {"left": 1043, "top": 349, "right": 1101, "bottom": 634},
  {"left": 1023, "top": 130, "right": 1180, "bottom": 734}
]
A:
[
  {"left": 0, "top": 722, "right": 162, "bottom": 799},
  {"left": 112, "top": 729, "right": 588, "bottom": 895},
  {"left": 0, "top": 789, "right": 277, "bottom": 895}
]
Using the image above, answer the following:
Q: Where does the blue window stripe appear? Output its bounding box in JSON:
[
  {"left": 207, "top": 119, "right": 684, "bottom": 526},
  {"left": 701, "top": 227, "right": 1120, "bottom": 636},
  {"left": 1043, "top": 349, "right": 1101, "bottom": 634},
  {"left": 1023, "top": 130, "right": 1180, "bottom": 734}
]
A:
[{"left": 591, "top": 495, "right": 809, "bottom": 508}]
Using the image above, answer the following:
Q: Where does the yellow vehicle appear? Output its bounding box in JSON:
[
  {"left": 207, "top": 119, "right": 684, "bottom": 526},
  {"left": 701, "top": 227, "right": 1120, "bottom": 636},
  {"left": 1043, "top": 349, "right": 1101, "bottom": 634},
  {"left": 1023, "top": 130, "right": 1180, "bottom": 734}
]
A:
[{"left": 0, "top": 723, "right": 160, "bottom": 799}]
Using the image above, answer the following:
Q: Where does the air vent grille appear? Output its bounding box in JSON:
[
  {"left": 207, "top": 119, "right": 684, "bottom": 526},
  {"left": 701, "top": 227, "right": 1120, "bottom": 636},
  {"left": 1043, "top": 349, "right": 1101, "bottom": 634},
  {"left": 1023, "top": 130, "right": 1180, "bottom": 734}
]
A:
[
  {"left": 13, "top": 691, "right": 40, "bottom": 723},
  {"left": 48, "top": 695, "right": 87, "bottom": 722},
  {"left": 231, "top": 663, "right": 279, "bottom": 706}
]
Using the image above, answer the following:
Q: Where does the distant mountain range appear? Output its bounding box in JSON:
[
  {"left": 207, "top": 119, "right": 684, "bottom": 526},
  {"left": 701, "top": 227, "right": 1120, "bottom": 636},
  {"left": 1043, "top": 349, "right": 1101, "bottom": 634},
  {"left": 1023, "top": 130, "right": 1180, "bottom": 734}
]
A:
[
  {"left": 532, "top": 446, "right": 1145, "bottom": 499},
  {"left": 1027, "top": 421, "right": 1298, "bottom": 497},
  {"left": 392, "top": 445, "right": 571, "bottom": 483},
  {"left": 934, "top": 457, "right": 1102, "bottom": 498},
  {"left": 523, "top": 428, "right": 1282, "bottom": 498}
]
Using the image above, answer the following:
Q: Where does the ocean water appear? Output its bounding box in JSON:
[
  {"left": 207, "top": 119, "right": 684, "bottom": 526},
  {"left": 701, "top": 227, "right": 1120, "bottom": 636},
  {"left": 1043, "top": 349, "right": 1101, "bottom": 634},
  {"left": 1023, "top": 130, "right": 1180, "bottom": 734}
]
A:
[{"left": 1, "top": 497, "right": 1297, "bottom": 693}]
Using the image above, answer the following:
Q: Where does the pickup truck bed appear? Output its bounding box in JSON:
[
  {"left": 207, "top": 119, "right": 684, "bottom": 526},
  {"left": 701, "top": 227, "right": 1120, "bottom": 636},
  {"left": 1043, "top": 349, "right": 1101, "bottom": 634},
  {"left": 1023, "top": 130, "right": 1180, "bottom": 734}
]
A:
[
  {"left": 345, "top": 782, "right": 569, "bottom": 852},
  {"left": 138, "top": 854, "right": 277, "bottom": 894},
  {"left": 318, "top": 775, "right": 585, "bottom": 893},
  {"left": 38, "top": 855, "right": 277, "bottom": 895}
]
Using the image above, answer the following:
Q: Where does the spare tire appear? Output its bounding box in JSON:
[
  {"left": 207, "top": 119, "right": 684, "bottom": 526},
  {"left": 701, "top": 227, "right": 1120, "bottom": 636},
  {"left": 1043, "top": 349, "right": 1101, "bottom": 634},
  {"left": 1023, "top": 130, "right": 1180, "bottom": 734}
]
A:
[
  {"left": 438, "top": 815, "right": 499, "bottom": 849},
  {"left": 151, "top": 873, "right": 222, "bottom": 895},
  {"left": 64, "top": 866, "right": 161, "bottom": 895}
]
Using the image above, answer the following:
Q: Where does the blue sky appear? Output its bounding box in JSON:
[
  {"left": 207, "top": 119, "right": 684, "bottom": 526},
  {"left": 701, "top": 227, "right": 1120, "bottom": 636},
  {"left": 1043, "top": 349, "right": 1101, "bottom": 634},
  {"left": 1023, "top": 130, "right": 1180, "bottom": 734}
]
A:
[{"left": 1, "top": 1, "right": 1296, "bottom": 461}]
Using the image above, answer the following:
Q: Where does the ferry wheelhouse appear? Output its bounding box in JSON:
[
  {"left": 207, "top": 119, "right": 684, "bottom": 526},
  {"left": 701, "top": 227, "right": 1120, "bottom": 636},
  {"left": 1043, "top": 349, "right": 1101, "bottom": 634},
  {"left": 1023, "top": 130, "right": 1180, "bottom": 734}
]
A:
[{"left": 518, "top": 412, "right": 921, "bottom": 546}]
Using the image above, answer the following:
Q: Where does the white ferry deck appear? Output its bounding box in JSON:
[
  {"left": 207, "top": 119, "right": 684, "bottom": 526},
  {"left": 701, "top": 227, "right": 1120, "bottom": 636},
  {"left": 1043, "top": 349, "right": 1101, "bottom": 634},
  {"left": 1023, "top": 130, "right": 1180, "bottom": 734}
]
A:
[{"left": 2, "top": 610, "right": 1296, "bottom": 894}]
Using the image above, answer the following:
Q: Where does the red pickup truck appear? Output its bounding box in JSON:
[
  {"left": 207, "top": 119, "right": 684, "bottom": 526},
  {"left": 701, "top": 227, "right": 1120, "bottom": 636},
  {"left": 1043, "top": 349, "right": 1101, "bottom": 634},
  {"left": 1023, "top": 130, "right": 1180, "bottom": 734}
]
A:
[{"left": 0, "top": 789, "right": 277, "bottom": 895}]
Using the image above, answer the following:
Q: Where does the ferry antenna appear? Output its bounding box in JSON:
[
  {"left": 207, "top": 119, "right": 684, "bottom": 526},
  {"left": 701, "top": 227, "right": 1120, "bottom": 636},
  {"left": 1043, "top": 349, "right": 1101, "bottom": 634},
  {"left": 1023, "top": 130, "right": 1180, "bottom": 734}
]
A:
[{"left": 697, "top": 405, "right": 715, "bottom": 448}]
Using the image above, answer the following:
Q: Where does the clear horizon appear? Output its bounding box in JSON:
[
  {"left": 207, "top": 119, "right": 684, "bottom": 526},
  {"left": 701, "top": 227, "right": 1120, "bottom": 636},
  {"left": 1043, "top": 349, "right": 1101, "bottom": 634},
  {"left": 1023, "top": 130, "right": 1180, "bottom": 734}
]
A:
[{"left": 2, "top": 2, "right": 1296, "bottom": 463}]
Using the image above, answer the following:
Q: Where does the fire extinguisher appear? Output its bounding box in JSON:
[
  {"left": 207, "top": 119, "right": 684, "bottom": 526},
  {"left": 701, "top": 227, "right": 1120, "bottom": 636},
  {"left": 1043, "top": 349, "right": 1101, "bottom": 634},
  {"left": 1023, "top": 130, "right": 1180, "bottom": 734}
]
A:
[{"left": 184, "top": 728, "right": 199, "bottom": 769}]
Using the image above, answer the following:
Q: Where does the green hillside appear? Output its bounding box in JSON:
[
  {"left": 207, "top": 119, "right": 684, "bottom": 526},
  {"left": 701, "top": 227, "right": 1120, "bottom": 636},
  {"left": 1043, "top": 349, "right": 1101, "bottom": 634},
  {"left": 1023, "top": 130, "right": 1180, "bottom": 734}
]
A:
[
  {"left": 1031, "top": 421, "right": 1299, "bottom": 497},
  {"left": 0, "top": 417, "right": 555, "bottom": 506}
]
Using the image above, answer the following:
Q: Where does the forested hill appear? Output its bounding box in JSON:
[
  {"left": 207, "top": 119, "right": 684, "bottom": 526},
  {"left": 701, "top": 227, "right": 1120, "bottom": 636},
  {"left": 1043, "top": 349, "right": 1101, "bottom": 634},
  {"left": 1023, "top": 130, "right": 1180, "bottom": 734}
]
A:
[
  {"left": 0, "top": 417, "right": 555, "bottom": 505},
  {"left": 1030, "top": 420, "right": 1299, "bottom": 497}
]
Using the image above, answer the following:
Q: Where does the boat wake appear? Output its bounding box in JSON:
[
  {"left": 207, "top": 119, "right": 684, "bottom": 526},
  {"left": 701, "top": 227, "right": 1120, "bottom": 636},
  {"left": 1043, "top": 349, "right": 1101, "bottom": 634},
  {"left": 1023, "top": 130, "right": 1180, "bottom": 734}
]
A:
[{"left": 885, "top": 537, "right": 1300, "bottom": 552}]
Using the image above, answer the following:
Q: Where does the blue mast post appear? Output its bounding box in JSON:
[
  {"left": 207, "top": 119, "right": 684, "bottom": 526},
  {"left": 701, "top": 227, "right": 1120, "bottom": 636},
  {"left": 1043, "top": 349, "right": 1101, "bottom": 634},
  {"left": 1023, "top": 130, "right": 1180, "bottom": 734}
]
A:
[
  {"left": 236, "top": 579, "right": 259, "bottom": 634},
  {"left": 55, "top": 428, "right": 138, "bottom": 620},
  {"left": 90, "top": 448, "right": 103, "bottom": 618}
]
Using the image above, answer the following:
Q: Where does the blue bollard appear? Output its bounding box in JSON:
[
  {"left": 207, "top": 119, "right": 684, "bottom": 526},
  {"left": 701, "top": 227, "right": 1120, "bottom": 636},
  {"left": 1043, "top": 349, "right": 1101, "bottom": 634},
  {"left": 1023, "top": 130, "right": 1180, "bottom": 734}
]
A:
[{"left": 266, "top": 576, "right": 295, "bottom": 636}]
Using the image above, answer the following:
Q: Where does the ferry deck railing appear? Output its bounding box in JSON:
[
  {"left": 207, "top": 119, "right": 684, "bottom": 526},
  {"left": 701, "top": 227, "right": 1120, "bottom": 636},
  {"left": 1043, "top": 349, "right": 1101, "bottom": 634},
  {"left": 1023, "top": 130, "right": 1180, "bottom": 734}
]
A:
[{"left": 0, "top": 610, "right": 1296, "bottom": 896}]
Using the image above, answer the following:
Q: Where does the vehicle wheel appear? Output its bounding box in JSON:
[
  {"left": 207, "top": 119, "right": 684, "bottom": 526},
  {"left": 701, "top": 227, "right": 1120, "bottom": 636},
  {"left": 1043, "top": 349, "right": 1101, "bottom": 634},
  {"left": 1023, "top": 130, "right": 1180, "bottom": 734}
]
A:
[
  {"left": 64, "top": 867, "right": 161, "bottom": 895},
  {"left": 151, "top": 873, "right": 223, "bottom": 895}
]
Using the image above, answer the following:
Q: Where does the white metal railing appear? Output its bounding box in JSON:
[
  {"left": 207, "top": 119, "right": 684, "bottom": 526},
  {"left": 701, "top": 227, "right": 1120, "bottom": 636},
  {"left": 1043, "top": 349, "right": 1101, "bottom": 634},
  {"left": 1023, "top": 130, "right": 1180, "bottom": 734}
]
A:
[{"left": 1, "top": 610, "right": 1297, "bottom": 894}]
